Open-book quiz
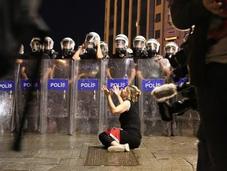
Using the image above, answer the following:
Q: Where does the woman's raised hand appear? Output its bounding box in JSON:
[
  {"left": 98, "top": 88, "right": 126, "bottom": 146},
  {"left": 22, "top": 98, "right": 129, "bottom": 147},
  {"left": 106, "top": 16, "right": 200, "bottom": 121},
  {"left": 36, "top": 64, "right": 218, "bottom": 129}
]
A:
[
  {"left": 102, "top": 85, "right": 111, "bottom": 96},
  {"left": 112, "top": 85, "right": 121, "bottom": 96}
]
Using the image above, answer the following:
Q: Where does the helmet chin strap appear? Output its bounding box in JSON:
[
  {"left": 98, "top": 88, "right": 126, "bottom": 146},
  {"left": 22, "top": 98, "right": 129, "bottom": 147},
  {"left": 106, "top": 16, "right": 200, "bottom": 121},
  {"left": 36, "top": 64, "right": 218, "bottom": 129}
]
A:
[{"left": 62, "top": 49, "right": 73, "bottom": 56}]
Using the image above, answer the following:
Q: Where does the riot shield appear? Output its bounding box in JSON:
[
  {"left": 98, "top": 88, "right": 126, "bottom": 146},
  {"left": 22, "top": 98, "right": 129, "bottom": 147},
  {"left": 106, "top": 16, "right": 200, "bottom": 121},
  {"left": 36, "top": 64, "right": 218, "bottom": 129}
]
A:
[
  {"left": 16, "top": 59, "right": 41, "bottom": 132},
  {"left": 0, "top": 63, "right": 16, "bottom": 134},
  {"left": 137, "top": 59, "right": 166, "bottom": 136},
  {"left": 174, "top": 109, "right": 200, "bottom": 136},
  {"left": 72, "top": 59, "right": 104, "bottom": 134},
  {"left": 104, "top": 58, "right": 136, "bottom": 130},
  {"left": 43, "top": 59, "right": 72, "bottom": 133}
]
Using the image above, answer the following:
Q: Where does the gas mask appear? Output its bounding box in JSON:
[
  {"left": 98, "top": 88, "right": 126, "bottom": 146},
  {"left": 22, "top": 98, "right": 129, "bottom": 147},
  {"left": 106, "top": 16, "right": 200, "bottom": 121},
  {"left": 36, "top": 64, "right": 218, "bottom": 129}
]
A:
[
  {"left": 164, "top": 42, "right": 179, "bottom": 59},
  {"left": 146, "top": 38, "right": 160, "bottom": 58},
  {"left": 115, "top": 34, "right": 128, "bottom": 57},
  {"left": 43, "top": 49, "right": 53, "bottom": 56},
  {"left": 60, "top": 37, "right": 75, "bottom": 57},
  {"left": 116, "top": 44, "right": 127, "bottom": 57},
  {"left": 43, "top": 36, "right": 54, "bottom": 55},
  {"left": 86, "top": 46, "right": 97, "bottom": 56},
  {"left": 30, "top": 37, "right": 42, "bottom": 53},
  {"left": 84, "top": 32, "right": 100, "bottom": 56},
  {"left": 133, "top": 36, "right": 146, "bottom": 57},
  {"left": 62, "top": 49, "right": 72, "bottom": 57}
]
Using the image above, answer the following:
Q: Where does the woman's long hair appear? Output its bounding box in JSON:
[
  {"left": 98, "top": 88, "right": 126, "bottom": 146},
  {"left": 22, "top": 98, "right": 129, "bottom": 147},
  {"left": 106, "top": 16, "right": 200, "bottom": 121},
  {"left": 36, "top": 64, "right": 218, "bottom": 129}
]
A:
[{"left": 126, "top": 85, "right": 141, "bottom": 103}]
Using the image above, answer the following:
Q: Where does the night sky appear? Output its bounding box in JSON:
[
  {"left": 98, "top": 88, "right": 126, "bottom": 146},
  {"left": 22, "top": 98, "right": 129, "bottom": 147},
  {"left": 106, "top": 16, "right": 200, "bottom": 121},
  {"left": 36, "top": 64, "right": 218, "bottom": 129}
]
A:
[{"left": 40, "top": 0, "right": 105, "bottom": 50}]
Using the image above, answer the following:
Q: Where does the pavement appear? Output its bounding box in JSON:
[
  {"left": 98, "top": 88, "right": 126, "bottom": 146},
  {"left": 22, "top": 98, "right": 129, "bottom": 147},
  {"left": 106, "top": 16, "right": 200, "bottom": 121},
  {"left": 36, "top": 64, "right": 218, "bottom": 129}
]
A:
[{"left": 0, "top": 133, "right": 198, "bottom": 171}]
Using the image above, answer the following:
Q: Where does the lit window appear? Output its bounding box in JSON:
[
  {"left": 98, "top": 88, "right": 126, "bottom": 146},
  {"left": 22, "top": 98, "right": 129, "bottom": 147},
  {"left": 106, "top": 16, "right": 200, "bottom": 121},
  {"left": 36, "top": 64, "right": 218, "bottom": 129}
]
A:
[
  {"left": 156, "top": 0, "right": 161, "bottom": 5},
  {"left": 155, "top": 13, "right": 161, "bottom": 23}
]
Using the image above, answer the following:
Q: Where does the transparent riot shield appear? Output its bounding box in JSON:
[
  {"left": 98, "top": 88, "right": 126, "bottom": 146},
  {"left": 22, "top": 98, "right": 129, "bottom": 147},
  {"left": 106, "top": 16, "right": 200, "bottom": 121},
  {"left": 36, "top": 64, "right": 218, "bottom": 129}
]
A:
[
  {"left": 104, "top": 58, "right": 136, "bottom": 130},
  {"left": 0, "top": 62, "right": 17, "bottom": 134},
  {"left": 173, "top": 78, "right": 200, "bottom": 136},
  {"left": 16, "top": 59, "right": 42, "bottom": 132},
  {"left": 137, "top": 59, "right": 166, "bottom": 136},
  {"left": 72, "top": 59, "right": 104, "bottom": 134},
  {"left": 174, "top": 110, "right": 200, "bottom": 136},
  {"left": 43, "top": 59, "right": 72, "bottom": 133}
]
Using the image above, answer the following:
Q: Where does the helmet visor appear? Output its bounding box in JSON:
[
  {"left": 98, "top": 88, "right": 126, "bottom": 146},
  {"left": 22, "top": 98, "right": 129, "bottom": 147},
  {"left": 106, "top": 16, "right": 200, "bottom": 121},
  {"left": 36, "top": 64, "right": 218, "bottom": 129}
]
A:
[
  {"left": 31, "top": 41, "right": 42, "bottom": 52},
  {"left": 115, "top": 39, "right": 126, "bottom": 49},
  {"left": 44, "top": 41, "right": 53, "bottom": 50},
  {"left": 147, "top": 42, "right": 159, "bottom": 52},
  {"left": 85, "top": 34, "right": 95, "bottom": 42},
  {"left": 62, "top": 41, "right": 73, "bottom": 50},
  {"left": 165, "top": 46, "right": 177, "bottom": 55},
  {"left": 133, "top": 40, "right": 145, "bottom": 49}
]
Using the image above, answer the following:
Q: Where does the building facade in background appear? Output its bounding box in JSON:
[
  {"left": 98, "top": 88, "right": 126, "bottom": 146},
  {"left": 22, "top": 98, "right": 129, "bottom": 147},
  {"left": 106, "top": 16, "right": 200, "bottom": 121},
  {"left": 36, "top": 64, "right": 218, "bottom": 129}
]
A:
[
  {"left": 104, "top": 0, "right": 187, "bottom": 54},
  {"left": 154, "top": 0, "right": 187, "bottom": 54}
]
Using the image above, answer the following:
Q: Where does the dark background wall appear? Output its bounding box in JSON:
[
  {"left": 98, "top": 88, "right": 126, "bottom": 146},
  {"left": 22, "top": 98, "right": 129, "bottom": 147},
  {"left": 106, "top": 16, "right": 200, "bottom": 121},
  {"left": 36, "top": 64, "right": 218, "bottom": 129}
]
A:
[{"left": 40, "top": 0, "right": 105, "bottom": 51}]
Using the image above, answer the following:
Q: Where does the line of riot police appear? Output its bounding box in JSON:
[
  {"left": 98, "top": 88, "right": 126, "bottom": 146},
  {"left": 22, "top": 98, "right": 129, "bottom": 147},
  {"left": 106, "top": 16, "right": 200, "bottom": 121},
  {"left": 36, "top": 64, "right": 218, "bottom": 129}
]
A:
[{"left": 16, "top": 32, "right": 198, "bottom": 123}]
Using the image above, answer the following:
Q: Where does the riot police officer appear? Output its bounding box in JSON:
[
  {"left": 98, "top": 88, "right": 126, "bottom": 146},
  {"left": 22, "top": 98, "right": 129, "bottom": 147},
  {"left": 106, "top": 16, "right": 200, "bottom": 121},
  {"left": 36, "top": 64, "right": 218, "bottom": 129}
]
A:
[
  {"left": 164, "top": 41, "right": 189, "bottom": 82},
  {"left": 42, "top": 36, "right": 58, "bottom": 59},
  {"left": 112, "top": 34, "right": 132, "bottom": 58},
  {"left": 107, "top": 34, "right": 136, "bottom": 85},
  {"left": 135, "top": 38, "right": 171, "bottom": 135},
  {"left": 132, "top": 35, "right": 147, "bottom": 62},
  {"left": 136, "top": 38, "right": 171, "bottom": 81},
  {"left": 29, "top": 37, "right": 43, "bottom": 59},
  {"left": 58, "top": 37, "right": 75, "bottom": 59},
  {"left": 73, "top": 32, "right": 103, "bottom": 60},
  {"left": 17, "top": 44, "right": 26, "bottom": 60},
  {"left": 100, "top": 41, "right": 109, "bottom": 59},
  {"left": 164, "top": 41, "right": 179, "bottom": 68},
  {"left": 146, "top": 38, "right": 160, "bottom": 58}
]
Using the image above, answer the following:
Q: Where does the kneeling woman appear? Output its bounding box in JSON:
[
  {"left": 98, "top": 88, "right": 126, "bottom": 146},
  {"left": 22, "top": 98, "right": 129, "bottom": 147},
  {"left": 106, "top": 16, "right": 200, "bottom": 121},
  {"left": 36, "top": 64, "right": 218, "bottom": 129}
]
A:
[{"left": 99, "top": 85, "right": 142, "bottom": 152}]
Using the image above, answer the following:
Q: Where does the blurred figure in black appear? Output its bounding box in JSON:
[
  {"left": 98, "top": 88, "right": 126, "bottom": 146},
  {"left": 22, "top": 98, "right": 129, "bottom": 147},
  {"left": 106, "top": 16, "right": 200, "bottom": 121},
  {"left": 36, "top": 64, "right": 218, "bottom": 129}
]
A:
[
  {"left": 169, "top": 0, "right": 227, "bottom": 170},
  {"left": 0, "top": 0, "right": 49, "bottom": 77},
  {"left": 0, "top": 0, "right": 49, "bottom": 151}
]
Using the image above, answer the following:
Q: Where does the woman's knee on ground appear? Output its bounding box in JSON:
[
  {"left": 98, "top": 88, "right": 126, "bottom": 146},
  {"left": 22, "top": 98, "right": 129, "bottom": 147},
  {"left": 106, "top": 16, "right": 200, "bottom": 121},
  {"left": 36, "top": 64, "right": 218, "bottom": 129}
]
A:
[{"left": 99, "top": 132, "right": 111, "bottom": 147}]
